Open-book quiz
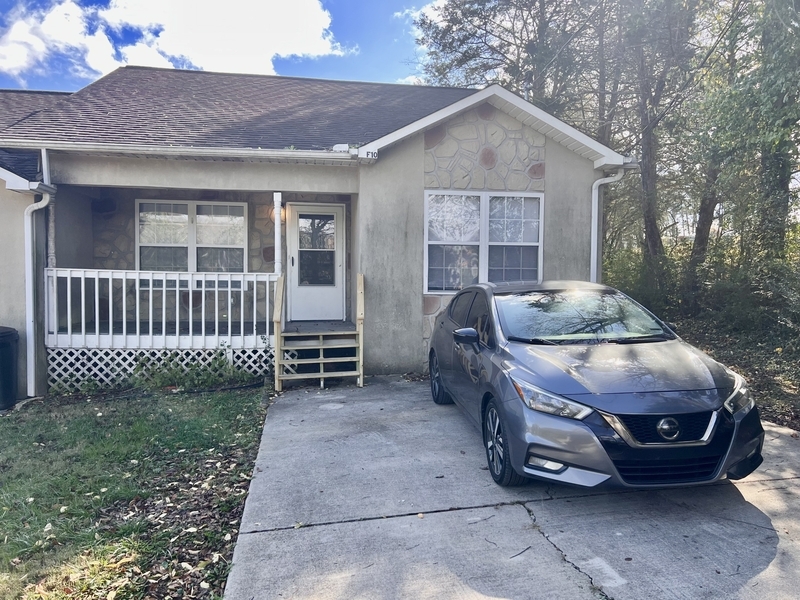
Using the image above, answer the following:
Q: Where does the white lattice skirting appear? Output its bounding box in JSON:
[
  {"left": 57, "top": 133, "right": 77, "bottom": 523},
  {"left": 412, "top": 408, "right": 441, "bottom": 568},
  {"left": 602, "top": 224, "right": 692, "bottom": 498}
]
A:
[{"left": 47, "top": 347, "right": 279, "bottom": 393}]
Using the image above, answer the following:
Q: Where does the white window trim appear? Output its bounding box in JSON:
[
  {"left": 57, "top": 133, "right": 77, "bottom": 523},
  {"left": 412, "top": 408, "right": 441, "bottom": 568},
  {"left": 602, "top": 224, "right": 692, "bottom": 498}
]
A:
[
  {"left": 423, "top": 190, "right": 544, "bottom": 294},
  {"left": 135, "top": 199, "right": 249, "bottom": 273}
]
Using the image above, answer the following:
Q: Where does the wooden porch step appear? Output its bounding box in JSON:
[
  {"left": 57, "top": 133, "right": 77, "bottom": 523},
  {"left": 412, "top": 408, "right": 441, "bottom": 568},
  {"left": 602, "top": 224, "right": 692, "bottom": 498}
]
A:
[
  {"left": 286, "top": 356, "right": 359, "bottom": 365},
  {"left": 281, "top": 329, "right": 356, "bottom": 336},
  {"left": 277, "top": 370, "right": 362, "bottom": 381},
  {"left": 272, "top": 273, "right": 365, "bottom": 391},
  {"left": 281, "top": 339, "right": 358, "bottom": 350}
]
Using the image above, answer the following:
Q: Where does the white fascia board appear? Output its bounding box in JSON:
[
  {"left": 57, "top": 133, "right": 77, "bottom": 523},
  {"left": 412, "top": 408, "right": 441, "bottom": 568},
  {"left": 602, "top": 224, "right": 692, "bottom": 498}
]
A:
[
  {"left": 357, "top": 84, "right": 626, "bottom": 170},
  {"left": 0, "top": 165, "right": 35, "bottom": 191},
  {"left": 0, "top": 139, "right": 358, "bottom": 165}
]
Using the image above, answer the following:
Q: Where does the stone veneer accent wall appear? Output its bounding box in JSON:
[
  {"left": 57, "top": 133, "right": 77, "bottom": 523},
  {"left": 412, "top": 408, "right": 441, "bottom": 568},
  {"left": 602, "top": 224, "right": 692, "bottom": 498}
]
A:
[
  {"left": 422, "top": 103, "right": 547, "bottom": 364},
  {"left": 424, "top": 103, "right": 546, "bottom": 192}
]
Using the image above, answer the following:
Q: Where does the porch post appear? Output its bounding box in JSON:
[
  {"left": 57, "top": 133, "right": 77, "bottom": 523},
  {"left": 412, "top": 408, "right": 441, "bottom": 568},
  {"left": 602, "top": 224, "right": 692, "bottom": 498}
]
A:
[
  {"left": 42, "top": 149, "right": 56, "bottom": 268},
  {"left": 46, "top": 199, "right": 56, "bottom": 268},
  {"left": 273, "top": 192, "right": 282, "bottom": 275}
]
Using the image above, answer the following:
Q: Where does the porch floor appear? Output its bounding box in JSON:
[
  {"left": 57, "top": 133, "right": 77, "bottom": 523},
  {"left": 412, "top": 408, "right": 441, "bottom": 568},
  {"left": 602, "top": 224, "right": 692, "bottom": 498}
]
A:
[{"left": 282, "top": 320, "right": 356, "bottom": 334}]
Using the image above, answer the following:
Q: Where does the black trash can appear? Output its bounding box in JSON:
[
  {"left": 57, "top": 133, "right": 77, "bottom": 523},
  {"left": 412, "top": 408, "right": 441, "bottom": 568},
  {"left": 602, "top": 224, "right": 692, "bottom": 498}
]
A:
[{"left": 0, "top": 326, "right": 20, "bottom": 410}]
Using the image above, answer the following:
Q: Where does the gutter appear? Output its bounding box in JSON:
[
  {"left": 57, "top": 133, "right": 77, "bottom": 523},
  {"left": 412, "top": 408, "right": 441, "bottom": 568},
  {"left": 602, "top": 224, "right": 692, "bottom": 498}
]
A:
[
  {"left": 0, "top": 139, "right": 360, "bottom": 165},
  {"left": 590, "top": 158, "right": 639, "bottom": 283}
]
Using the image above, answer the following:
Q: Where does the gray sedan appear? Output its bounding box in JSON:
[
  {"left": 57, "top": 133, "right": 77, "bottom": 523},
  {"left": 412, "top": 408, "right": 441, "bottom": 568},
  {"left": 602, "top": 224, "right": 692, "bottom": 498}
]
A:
[{"left": 428, "top": 281, "right": 765, "bottom": 488}]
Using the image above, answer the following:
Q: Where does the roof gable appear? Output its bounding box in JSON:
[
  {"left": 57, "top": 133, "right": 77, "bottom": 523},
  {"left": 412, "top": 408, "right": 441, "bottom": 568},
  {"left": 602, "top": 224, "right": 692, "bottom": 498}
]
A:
[{"left": 358, "top": 85, "right": 626, "bottom": 170}]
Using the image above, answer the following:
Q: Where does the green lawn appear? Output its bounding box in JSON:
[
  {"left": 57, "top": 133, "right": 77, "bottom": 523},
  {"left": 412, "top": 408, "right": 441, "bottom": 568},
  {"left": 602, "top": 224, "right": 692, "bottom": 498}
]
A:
[{"left": 0, "top": 387, "right": 267, "bottom": 599}]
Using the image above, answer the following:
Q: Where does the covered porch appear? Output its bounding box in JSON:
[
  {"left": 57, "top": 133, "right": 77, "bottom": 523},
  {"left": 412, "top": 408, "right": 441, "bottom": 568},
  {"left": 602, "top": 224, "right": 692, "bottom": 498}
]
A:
[{"left": 42, "top": 180, "right": 363, "bottom": 392}]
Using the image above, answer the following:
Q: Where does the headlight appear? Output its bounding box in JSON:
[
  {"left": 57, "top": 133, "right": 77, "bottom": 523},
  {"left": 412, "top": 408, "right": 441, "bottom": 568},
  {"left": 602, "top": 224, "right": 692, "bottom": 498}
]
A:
[
  {"left": 724, "top": 371, "right": 755, "bottom": 414},
  {"left": 511, "top": 378, "right": 593, "bottom": 420}
]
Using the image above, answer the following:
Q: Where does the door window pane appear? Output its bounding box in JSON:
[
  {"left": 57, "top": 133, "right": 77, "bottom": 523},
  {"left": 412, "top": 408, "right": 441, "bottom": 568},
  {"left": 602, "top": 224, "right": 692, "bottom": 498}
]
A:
[
  {"left": 197, "top": 248, "right": 244, "bottom": 272},
  {"left": 299, "top": 250, "right": 335, "bottom": 285},
  {"left": 299, "top": 214, "right": 336, "bottom": 249},
  {"left": 427, "top": 245, "right": 479, "bottom": 291},
  {"left": 466, "top": 293, "right": 494, "bottom": 346}
]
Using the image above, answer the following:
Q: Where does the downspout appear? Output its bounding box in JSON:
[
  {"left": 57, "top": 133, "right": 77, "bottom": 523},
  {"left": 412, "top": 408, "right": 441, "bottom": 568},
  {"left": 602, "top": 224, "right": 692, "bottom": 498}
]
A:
[
  {"left": 23, "top": 149, "right": 56, "bottom": 396},
  {"left": 590, "top": 169, "right": 625, "bottom": 283}
]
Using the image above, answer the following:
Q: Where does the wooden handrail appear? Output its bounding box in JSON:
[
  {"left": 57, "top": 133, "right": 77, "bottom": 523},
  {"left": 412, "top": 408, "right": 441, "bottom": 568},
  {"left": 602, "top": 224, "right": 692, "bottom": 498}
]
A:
[
  {"left": 273, "top": 274, "right": 285, "bottom": 392},
  {"left": 272, "top": 274, "right": 285, "bottom": 324},
  {"left": 356, "top": 273, "right": 364, "bottom": 387},
  {"left": 356, "top": 273, "right": 365, "bottom": 323}
]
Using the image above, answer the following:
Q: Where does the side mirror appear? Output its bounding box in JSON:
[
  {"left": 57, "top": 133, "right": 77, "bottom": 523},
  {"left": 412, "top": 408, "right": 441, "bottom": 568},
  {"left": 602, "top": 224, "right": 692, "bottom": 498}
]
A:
[
  {"left": 664, "top": 321, "right": 678, "bottom": 333},
  {"left": 454, "top": 327, "right": 480, "bottom": 345}
]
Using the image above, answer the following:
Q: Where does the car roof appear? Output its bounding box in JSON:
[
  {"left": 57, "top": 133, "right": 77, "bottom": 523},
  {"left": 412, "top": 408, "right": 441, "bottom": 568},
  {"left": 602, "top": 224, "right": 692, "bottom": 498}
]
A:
[{"left": 466, "top": 280, "right": 616, "bottom": 296}]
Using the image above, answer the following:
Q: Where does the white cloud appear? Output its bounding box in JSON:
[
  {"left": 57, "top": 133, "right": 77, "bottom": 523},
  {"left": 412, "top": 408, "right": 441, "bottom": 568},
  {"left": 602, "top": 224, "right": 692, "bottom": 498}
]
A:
[
  {"left": 395, "top": 74, "right": 424, "bottom": 85},
  {"left": 393, "top": 1, "right": 446, "bottom": 25},
  {"left": 0, "top": 0, "right": 350, "bottom": 82},
  {"left": 391, "top": 1, "right": 446, "bottom": 84}
]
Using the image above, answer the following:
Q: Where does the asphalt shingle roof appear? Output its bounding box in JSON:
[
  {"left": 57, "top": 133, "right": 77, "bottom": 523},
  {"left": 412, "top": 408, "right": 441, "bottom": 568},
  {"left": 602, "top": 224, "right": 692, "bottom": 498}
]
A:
[
  {"left": 0, "top": 66, "right": 477, "bottom": 151},
  {"left": 0, "top": 89, "right": 70, "bottom": 179}
]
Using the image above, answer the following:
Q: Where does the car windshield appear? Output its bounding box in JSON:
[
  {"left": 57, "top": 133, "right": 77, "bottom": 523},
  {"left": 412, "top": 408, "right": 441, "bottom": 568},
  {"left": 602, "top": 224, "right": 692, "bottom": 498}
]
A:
[{"left": 495, "top": 289, "right": 673, "bottom": 344}]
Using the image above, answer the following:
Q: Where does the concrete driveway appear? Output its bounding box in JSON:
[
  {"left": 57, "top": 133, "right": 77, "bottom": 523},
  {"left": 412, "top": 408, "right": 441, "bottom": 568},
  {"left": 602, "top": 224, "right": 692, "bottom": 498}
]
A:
[{"left": 224, "top": 377, "right": 800, "bottom": 600}]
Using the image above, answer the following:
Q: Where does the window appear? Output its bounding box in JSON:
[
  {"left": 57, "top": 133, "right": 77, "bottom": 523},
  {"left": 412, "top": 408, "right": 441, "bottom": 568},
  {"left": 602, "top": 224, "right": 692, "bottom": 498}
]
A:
[
  {"left": 425, "top": 191, "right": 542, "bottom": 293},
  {"left": 449, "top": 291, "right": 475, "bottom": 327},
  {"left": 465, "top": 292, "right": 494, "bottom": 347},
  {"left": 136, "top": 201, "right": 247, "bottom": 272}
]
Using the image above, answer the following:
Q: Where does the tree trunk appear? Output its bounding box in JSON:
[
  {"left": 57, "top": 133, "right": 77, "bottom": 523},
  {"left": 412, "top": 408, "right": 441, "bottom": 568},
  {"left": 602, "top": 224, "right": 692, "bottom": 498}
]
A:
[
  {"left": 757, "top": 141, "right": 793, "bottom": 259},
  {"left": 683, "top": 163, "right": 720, "bottom": 313}
]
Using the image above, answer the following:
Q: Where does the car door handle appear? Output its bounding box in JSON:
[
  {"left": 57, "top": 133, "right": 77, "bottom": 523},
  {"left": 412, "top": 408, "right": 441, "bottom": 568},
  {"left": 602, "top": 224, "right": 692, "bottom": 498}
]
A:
[{"left": 291, "top": 256, "right": 294, "bottom": 266}]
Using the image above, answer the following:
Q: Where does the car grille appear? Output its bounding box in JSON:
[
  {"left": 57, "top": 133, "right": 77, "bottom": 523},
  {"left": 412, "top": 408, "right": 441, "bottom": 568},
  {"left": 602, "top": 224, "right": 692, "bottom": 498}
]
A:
[
  {"left": 614, "top": 455, "right": 722, "bottom": 485},
  {"left": 617, "top": 411, "right": 713, "bottom": 444}
]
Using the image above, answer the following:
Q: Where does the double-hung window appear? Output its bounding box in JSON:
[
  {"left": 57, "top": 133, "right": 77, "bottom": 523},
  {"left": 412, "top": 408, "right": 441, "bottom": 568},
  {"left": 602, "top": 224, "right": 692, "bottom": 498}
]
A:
[
  {"left": 424, "top": 191, "right": 542, "bottom": 293},
  {"left": 136, "top": 200, "right": 247, "bottom": 272}
]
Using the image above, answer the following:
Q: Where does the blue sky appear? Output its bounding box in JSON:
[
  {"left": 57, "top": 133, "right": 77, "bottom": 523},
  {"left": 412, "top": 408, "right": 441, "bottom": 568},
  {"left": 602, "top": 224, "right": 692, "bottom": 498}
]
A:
[{"left": 0, "top": 0, "right": 441, "bottom": 91}]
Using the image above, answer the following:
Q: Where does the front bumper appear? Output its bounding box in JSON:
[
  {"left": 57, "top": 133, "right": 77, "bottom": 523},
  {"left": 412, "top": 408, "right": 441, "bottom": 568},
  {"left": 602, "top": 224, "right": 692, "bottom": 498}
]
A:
[{"left": 501, "top": 398, "right": 765, "bottom": 488}]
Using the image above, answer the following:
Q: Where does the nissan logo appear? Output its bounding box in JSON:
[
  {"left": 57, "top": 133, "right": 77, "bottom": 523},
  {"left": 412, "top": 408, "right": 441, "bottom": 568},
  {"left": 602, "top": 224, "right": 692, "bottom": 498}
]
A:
[{"left": 656, "top": 417, "right": 681, "bottom": 441}]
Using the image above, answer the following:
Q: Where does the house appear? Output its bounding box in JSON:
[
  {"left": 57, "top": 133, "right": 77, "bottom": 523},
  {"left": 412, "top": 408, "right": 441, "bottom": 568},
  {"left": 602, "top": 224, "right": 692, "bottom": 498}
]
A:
[{"left": 0, "top": 66, "right": 633, "bottom": 399}]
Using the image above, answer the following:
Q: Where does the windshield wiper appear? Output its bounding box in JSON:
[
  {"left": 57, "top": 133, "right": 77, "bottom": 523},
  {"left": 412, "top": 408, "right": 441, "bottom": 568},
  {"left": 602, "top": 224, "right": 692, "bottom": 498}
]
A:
[
  {"left": 507, "top": 335, "right": 558, "bottom": 345},
  {"left": 604, "top": 334, "right": 673, "bottom": 344}
]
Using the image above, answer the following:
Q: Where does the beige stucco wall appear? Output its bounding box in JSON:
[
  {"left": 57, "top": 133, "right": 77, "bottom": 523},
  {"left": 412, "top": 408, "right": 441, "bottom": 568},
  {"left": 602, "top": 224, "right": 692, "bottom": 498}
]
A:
[
  {"left": 50, "top": 154, "right": 359, "bottom": 194},
  {"left": 0, "top": 189, "right": 47, "bottom": 398},
  {"left": 541, "top": 137, "right": 597, "bottom": 281},
  {"left": 0, "top": 189, "right": 28, "bottom": 399},
  {"left": 357, "top": 135, "right": 426, "bottom": 374}
]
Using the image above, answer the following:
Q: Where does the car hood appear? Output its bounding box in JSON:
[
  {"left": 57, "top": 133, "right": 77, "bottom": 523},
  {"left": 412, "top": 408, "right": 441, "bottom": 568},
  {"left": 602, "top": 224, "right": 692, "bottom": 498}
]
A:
[{"left": 506, "top": 339, "right": 733, "bottom": 413}]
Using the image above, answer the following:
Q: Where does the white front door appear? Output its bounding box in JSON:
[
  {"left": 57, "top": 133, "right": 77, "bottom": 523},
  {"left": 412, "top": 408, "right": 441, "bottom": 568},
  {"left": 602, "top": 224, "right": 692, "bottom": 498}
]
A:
[{"left": 287, "top": 203, "right": 346, "bottom": 321}]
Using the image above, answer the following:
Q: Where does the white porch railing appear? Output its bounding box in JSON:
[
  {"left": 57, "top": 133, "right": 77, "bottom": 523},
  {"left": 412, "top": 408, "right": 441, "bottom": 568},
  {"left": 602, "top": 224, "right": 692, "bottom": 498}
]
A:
[{"left": 45, "top": 269, "right": 279, "bottom": 350}]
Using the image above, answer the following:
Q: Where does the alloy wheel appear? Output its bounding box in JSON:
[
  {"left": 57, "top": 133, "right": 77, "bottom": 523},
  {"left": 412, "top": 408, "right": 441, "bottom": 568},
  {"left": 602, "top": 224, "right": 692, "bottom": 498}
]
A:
[{"left": 485, "top": 406, "right": 504, "bottom": 476}]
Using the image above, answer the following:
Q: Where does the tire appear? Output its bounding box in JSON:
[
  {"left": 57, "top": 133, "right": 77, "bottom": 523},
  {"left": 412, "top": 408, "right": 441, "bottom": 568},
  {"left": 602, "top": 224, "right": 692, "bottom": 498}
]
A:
[
  {"left": 483, "top": 400, "right": 526, "bottom": 486},
  {"left": 429, "top": 351, "right": 453, "bottom": 405}
]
